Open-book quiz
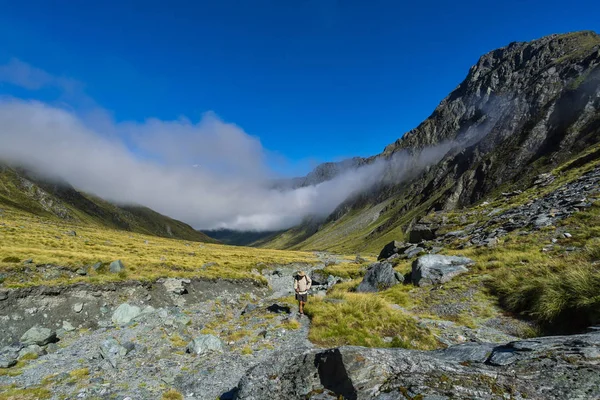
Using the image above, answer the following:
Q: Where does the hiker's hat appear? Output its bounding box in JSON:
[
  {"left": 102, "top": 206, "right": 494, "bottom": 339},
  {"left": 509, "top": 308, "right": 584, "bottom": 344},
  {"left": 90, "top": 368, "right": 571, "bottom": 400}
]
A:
[{"left": 298, "top": 271, "right": 305, "bottom": 276}]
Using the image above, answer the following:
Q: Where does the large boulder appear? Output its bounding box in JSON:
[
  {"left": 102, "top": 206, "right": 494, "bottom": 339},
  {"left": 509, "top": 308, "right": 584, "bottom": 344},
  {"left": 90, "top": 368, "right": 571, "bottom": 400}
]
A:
[
  {"left": 356, "top": 262, "right": 403, "bottom": 292},
  {"left": 186, "top": 334, "right": 224, "bottom": 355},
  {"left": 163, "top": 278, "right": 190, "bottom": 295},
  {"left": 235, "top": 331, "right": 600, "bottom": 400},
  {"left": 378, "top": 241, "right": 411, "bottom": 260},
  {"left": 411, "top": 255, "right": 474, "bottom": 286},
  {"left": 408, "top": 224, "right": 437, "bottom": 243},
  {"left": 310, "top": 269, "right": 329, "bottom": 286},
  {"left": 20, "top": 326, "right": 57, "bottom": 346},
  {"left": 111, "top": 303, "right": 141, "bottom": 326}
]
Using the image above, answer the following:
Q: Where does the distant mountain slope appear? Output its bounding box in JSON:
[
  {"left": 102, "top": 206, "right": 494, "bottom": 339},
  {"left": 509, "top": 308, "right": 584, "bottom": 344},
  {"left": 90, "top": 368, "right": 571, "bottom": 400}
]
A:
[
  {"left": 0, "top": 163, "right": 217, "bottom": 243},
  {"left": 261, "top": 31, "right": 600, "bottom": 253},
  {"left": 201, "top": 229, "right": 280, "bottom": 246}
]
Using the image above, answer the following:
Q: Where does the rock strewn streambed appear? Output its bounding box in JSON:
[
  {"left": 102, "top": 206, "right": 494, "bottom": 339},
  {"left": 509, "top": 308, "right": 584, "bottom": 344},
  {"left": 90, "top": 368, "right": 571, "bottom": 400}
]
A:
[{"left": 0, "top": 263, "right": 323, "bottom": 399}]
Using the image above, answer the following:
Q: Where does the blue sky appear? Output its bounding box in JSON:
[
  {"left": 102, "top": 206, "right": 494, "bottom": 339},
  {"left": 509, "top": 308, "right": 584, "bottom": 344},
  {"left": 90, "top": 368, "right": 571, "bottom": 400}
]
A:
[{"left": 1, "top": 0, "right": 599, "bottom": 174}]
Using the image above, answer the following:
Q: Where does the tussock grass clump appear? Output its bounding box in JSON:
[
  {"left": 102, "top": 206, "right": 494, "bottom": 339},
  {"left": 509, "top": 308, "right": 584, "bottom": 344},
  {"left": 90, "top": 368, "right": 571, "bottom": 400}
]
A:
[
  {"left": 305, "top": 293, "right": 438, "bottom": 349},
  {"left": 169, "top": 334, "right": 188, "bottom": 348},
  {"left": 280, "top": 318, "right": 301, "bottom": 330},
  {"left": 0, "top": 386, "right": 52, "bottom": 399},
  {"left": 69, "top": 368, "right": 89, "bottom": 379},
  {"left": 161, "top": 389, "right": 184, "bottom": 400},
  {"left": 490, "top": 262, "right": 600, "bottom": 332}
]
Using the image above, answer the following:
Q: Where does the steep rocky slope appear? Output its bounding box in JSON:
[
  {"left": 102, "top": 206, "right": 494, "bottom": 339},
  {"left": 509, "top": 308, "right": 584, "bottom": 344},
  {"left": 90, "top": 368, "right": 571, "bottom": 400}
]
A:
[
  {"left": 262, "top": 31, "right": 600, "bottom": 252},
  {"left": 0, "top": 163, "right": 217, "bottom": 243}
]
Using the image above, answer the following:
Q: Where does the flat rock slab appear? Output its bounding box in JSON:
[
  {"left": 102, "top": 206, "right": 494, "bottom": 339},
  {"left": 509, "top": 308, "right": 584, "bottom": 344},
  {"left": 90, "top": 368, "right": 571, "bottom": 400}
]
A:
[{"left": 235, "top": 332, "right": 600, "bottom": 400}]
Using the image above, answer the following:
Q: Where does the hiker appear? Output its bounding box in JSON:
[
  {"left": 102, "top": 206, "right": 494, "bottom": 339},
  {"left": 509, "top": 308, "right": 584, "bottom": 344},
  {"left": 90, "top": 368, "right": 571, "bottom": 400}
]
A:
[{"left": 294, "top": 271, "right": 312, "bottom": 315}]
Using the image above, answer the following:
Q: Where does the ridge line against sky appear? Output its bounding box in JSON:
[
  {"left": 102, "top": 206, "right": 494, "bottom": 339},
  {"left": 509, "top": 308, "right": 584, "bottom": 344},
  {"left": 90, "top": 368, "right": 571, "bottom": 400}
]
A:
[{"left": 0, "top": 1, "right": 599, "bottom": 170}]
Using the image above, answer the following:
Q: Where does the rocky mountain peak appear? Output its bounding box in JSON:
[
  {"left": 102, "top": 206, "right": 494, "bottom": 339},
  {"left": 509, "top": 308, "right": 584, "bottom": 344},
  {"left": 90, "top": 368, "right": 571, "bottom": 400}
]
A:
[{"left": 383, "top": 30, "right": 600, "bottom": 154}]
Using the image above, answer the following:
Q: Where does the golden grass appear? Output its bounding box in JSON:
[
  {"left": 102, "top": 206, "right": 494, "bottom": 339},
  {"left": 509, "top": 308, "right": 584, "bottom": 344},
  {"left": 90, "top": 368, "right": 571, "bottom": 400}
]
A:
[
  {"left": 322, "top": 262, "right": 367, "bottom": 279},
  {"left": 0, "top": 207, "right": 319, "bottom": 287},
  {"left": 68, "top": 368, "right": 89, "bottom": 379},
  {"left": 305, "top": 292, "right": 438, "bottom": 349},
  {"left": 280, "top": 318, "right": 301, "bottom": 330},
  {"left": 169, "top": 334, "right": 188, "bottom": 348},
  {"left": 0, "top": 386, "right": 52, "bottom": 400},
  {"left": 161, "top": 389, "right": 184, "bottom": 400}
]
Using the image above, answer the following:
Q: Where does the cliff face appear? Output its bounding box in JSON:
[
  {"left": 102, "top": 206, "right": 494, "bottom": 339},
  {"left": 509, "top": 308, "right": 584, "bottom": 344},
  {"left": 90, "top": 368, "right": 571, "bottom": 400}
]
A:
[
  {"left": 262, "top": 31, "right": 600, "bottom": 251},
  {"left": 384, "top": 31, "right": 600, "bottom": 210}
]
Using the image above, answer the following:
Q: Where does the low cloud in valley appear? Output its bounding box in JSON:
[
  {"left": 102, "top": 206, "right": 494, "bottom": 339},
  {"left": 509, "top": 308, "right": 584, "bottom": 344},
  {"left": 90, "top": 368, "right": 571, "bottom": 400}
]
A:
[{"left": 0, "top": 59, "right": 469, "bottom": 231}]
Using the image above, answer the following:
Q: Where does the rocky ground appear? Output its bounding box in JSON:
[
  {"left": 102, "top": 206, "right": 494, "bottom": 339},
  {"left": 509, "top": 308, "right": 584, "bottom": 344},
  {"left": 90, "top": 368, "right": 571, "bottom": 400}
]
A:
[
  {"left": 236, "top": 329, "right": 600, "bottom": 400},
  {"left": 0, "top": 262, "right": 323, "bottom": 399}
]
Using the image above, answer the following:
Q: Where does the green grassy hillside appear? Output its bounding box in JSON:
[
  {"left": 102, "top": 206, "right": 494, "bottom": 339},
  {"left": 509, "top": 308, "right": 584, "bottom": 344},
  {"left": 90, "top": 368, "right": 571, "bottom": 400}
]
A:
[
  {"left": 261, "top": 141, "right": 600, "bottom": 255},
  {"left": 0, "top": 163, "right": 217, "bottom": 243}
]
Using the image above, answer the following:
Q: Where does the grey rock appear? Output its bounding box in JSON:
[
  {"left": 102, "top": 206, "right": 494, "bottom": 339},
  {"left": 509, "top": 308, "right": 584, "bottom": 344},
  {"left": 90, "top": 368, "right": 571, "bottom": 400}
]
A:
[
  {"left": 20, "top": 326, "right": 57, "bottom": 346},
  {"left": 487, "top": 348, "right": 518, "bottom": 366},
  {"left": 435, "top": 342, "right": 495, "bottom": 363},
  {"left": 378, "top": 240, "right": 411, "bottom": 260},
  {"left": 236, "top": 331, "right": 600, "bottom": 400},
  {"left": 405, "top": 246, "right": 425, "bottom": 259},
  {"left": 62, "top": 321, "right": 76, "bottom": 332},
  {"left": 163, "top": 278, "right": 189, "bottom": 295},
  {"left": 109, "top": 260, "right": 125, "bottom": 273},
  {"left": 111, "top": 303, "right": 141, "bottom": 326},
  {"left": 310, "top": 269, "right": 330, "bottom": 286},
  {"left": 23, "top": 258, "right": 33, "bottom": 264},
  {"left": 186, "top": 334, "right": 224, "bottom": 355},
  {"left": 408, "top": 225, "right": 437, "bottom": 243},
  {"left": 0, "top": 343, "right": 22, "bottom": 368},
  {"left": 356, "top": 262, "right": 401, "bottom": 292},
  {"left": 76, "top": 268, "right": 87, "bottom": 276},
  {"left": 91, "top": 262, "right": 103, "bottom": 271},
  {"left": 411, "top": 255, "right": 474, "bottom": 286},
  {"left": 534, "top": 215, "right": 552, "bottom": 228},
  {"left": 242, "top": 303, "right": 258, "bottom": 315},
  {"left": 99, "top": 337, "right": 133, "bottom": 368},
  {"left": 0, "top": 291, "right": 8, "bottom": 301},
  {"left": 45, "top": 343, "right": 59, "bottom": 353},
  {"left": 18, "top": 344, "right": 45, "bottom": 360},
  {"left": 73, "top": 303, "right": 84, "bottom": 313}
]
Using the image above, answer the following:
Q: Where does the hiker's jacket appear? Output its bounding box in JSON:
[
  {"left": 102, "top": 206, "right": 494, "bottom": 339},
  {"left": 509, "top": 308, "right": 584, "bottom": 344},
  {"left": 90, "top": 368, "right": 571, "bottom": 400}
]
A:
[{"left": 294, "top": 275, "right": 312, "bottom": 294}]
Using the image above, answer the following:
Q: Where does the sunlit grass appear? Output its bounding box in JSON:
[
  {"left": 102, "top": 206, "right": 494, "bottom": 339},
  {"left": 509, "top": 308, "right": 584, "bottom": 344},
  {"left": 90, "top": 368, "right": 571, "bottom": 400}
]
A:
[
  {"left": 305, "top": 292, "right": 438, "bottom": 349},
  {"left": 0, "top": 206, "right": 319, "bottom": 287}
]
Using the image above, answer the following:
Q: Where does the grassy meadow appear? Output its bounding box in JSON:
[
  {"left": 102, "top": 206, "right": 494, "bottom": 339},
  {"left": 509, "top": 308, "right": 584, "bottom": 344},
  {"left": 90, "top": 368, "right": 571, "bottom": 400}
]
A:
[{"left": 0, "top": 206, "right": 318, "bottom": 288}]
